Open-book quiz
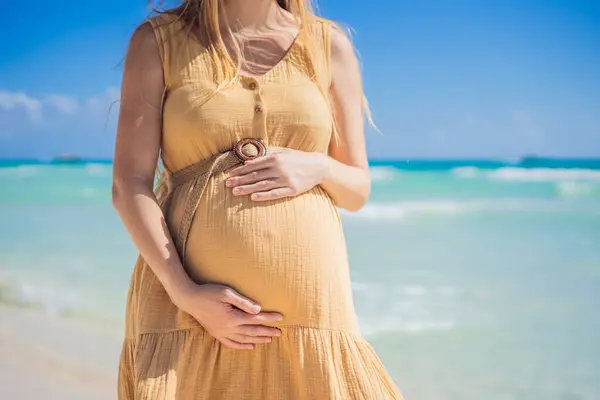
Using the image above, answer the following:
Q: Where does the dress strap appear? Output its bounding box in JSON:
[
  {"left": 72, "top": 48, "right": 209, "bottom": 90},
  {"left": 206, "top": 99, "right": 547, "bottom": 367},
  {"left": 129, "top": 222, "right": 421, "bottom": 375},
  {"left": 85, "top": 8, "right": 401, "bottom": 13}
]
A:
[
  {"left": 305, "top": 19, "right": 333, "bottom": 92},
  {"left": 318, "top": 19, "right": 332, "bottom": 88},
  {"left": 145, "top": 13, "right": 184, "bottom": 89},
  {"left": 145, "top": 14, "right": 183, "bottom": 195}
]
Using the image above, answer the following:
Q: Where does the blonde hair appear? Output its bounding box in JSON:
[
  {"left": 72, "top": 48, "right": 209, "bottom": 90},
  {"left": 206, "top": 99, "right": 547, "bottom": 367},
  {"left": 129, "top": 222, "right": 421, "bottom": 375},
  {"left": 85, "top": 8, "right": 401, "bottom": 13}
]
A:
[
  {"left": 147, "top": 0, "right": 373, "bottom": 196},
  {"left": 148, "top": 0, "right": 373, "bottom": 124}
]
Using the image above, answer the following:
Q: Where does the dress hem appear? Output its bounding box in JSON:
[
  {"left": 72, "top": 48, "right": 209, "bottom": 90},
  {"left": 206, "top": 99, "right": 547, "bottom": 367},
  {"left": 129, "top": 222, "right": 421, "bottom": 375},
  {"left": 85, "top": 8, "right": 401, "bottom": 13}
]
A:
[{"left": 119, "top": 324, "right": 403, "bottom": 400}]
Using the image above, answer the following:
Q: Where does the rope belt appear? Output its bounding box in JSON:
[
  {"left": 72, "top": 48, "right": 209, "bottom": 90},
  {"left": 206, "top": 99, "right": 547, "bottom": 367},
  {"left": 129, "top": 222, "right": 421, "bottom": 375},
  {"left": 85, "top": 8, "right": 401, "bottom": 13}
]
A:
[{"left": 157, "top": 138, "right": 284, "bottom": 265}]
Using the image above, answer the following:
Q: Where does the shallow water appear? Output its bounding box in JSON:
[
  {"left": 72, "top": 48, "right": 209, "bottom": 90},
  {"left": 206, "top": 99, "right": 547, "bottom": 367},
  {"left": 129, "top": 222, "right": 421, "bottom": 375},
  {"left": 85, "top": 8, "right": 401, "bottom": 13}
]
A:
[{"left": 1, "top": 158, "right": 599, "bottom": 399}]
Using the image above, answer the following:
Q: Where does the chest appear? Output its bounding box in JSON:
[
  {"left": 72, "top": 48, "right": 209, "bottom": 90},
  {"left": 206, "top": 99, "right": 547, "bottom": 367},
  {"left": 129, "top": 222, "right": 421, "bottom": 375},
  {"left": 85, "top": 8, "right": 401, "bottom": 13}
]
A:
[{"left": 164, "top": 74, "right": 332, "bottom": 139}]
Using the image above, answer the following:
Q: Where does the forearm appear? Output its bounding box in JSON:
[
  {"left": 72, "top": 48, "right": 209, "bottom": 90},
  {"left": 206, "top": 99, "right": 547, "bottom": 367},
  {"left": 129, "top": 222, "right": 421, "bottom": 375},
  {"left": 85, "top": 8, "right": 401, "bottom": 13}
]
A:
[
  {"left": 319, "top": 155, "right": 370, "bottom": 212},
  {"left": 112, "top": 180, "right": 195, "bottom": 303}
]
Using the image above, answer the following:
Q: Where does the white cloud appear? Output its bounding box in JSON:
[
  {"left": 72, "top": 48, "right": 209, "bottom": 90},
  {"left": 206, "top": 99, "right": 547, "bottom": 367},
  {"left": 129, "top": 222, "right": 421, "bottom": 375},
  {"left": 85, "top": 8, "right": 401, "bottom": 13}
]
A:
[
  {"left": 43, "top": 95, "right": 79, "bottom": 115},
  {"left": 86, "top": 86, "right": 120, "bottom": 110},
  {"left": 0, "top": 87, "right": 121, "bottom": 123},
  {"left": 107, "top": 87, "right": 120, "bottom": 102},
  {"left": 0, "top": 90, "right": 43, "bottom": 122}
]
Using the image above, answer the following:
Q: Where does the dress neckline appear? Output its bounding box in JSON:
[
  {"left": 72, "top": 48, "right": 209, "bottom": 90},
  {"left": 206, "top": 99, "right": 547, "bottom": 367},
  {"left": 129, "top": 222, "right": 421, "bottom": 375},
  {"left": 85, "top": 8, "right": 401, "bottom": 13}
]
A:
[
  {"left": 182, "top": 20, "right": 304, "bottom": 81},
  {"left": 236, "top": 29, "right": 302, "bottom": 80}
]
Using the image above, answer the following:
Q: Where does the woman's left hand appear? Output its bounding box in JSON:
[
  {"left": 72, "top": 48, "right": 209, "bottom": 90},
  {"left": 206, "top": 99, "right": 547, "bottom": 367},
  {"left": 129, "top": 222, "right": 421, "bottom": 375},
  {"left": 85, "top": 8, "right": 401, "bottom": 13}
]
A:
[{"left": 226, "top": 150, "right": 329, "bottom": 201}]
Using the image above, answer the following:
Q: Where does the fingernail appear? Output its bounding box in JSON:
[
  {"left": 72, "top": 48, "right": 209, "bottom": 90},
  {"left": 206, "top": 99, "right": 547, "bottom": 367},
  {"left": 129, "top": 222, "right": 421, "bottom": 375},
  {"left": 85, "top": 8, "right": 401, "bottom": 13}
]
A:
[
  {"left": 251, "top": 305, "right": 261, "bottom": 313},
  {"left": 232, "top": 188, "right": 240, "bottom": 195},
  {"left": 275, "top": 330, "right": 281, "bottom": 336},
  {"left": 225, "top": 180, "right": 232, "bottom": 187}
]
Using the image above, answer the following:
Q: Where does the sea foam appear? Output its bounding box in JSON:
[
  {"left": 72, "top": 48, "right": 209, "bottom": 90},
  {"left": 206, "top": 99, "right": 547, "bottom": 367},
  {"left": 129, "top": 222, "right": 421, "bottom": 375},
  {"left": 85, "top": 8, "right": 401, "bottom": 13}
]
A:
[
  {"left": 341, "top": 198, "right": 598, "bottom": 222},
  {"left": 341, "top": 201, "right": 471, "bottom": 221},
  {"left": 452, "top": 167, "right": 600, "bottom": 182},
  {"left": 352, "top": 281, "right": 458, "bottom": 336},
  {"left": 450, "top": 166, "right": 480, "bottom": 178},
  {"left": 0, "top": 276, "right": 82, "bottom": 316},
  {"left": 556, "top": 181, "right": 598, "bottom": 198},
  {"left": 490, "top": 167, "right": 600, "bottom": 182},
  {"left": 0, "top": 165, "right": 40, "bottom": 178},
  {"left": 369, "top": 166, "right": 398, "bottom": 182},
  {"left": 85, "top": 163, "right": 111, "bottom": 177}
]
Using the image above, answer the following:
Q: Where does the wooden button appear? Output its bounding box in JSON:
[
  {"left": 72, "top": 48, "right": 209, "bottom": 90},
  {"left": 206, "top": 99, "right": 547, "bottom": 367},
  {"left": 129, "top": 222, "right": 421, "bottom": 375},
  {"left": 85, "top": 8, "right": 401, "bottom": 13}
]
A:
[
  {"left": 254, "top": 105, "right": 263, "bottom": 114},
  {"left": 233, "top": 138, "right": 267, "bottom": 161},
  {"left": 240, "top": 143, "right": 259, "bottom": 158}
]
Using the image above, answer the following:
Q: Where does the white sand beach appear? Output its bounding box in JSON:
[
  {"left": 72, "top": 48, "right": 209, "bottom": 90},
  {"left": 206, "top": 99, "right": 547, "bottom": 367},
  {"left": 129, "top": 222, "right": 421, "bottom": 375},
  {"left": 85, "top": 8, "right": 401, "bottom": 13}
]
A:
[{"left": 0, "top": 306, "right": 121, "bottom": 399}]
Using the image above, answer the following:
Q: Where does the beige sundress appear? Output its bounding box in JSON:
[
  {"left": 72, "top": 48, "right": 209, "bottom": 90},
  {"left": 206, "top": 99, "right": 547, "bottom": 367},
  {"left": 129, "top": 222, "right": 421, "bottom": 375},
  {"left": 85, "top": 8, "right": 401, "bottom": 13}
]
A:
[{"left": 117, "top": 13, "right": 404, "bottom": 400}]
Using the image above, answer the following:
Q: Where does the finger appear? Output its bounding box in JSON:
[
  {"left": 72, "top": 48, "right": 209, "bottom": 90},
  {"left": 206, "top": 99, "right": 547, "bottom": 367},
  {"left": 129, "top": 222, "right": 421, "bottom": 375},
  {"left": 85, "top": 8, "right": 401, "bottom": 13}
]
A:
[
  {"left": 237, "top": 311, "right": 284, "bottom": 324},
  {"left": 230, "top": 334, "right": 273, "bottom": 344},
  {"left": 227, "top": 169, "right": 276, "bottom": 188},
  {"left": 250, "top": 187, "right": 295, "bottom": 201},
  {"left": 221, "top": 288, "right": 261, "bottom": 314},
  {"left": 238, "top": 325, "right": 282, "bottom": 337},
  {"left": 233, "top": 180, "right": 281, "bottom": 196},
  {"left": 228, "top": 156, "right": 275, "bottom": 177},
  {"left": 243, "top": 154, "right": 279, "bottom": 166},
  {"left": 220, "top": 337, "right": 254, "bottom": 350}
]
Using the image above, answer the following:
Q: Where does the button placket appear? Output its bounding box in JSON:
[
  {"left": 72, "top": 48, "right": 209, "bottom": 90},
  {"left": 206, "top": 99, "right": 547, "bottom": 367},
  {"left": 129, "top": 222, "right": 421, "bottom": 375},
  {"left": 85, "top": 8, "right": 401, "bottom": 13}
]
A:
[
  {"left": 243, "top": 76, "right": 259, "bottom": 91},
  {"left": 247, "top": 78, "right": 268, "bottom": 145}
]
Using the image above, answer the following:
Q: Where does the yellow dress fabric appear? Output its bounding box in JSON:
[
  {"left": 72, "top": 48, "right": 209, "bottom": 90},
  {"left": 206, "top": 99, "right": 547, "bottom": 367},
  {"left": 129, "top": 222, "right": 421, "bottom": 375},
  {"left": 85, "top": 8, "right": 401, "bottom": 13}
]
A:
[{"left": 118, "top": 13, "right": 404, "bottom": 400}]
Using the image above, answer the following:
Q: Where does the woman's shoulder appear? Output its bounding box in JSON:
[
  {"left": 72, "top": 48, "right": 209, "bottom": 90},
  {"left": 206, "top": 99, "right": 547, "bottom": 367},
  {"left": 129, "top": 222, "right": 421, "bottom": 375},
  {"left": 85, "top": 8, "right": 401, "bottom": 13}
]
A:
[
  {"left": 125, "top": 12, "right": 180, "bottom": 49},
  {"left": 307, "top": 17, "right": 354, "bottom": 64},
  {"left": 123, "top": 13, "right": 184, "bottom": 82},
  {"left": 146, "top": 11, "right": 180, "bottom": 27},
  {"left": 127, "top": 18, "right": 163, "bottom": 58},
  {"left": 325, "top": 22, "right": 354, "bottom": 65},
  {"left": 143, "top": 11, "right": 186, "bottom": 40}
]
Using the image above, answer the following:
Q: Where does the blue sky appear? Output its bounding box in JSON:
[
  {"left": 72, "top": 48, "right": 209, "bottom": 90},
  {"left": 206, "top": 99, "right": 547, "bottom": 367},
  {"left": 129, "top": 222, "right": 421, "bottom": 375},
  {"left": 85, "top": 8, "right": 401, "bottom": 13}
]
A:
[{"left": 1, "top": 0, "right": 599, "bottom": 159}]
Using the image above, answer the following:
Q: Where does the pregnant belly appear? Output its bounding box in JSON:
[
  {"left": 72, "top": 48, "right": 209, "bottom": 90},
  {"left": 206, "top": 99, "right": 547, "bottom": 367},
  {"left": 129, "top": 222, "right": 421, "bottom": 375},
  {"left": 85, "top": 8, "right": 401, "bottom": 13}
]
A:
[{"left": 170, "top": 174, "right": 358, "bottom": 331}]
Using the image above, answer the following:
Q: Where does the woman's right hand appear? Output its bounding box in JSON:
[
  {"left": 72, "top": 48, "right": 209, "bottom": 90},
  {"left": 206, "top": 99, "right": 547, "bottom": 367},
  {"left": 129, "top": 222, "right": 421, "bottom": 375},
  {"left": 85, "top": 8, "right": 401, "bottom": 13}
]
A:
[{"left": 172, "top": 283, "right": 283, "bottom": 350}]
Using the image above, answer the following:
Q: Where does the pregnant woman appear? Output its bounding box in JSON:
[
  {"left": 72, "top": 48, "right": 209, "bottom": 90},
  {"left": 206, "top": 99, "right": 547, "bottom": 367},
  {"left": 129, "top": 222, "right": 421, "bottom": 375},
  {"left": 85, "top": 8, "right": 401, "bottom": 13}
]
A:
[{"left": 112, "top": 0, "right": 403, "bottom": 398}]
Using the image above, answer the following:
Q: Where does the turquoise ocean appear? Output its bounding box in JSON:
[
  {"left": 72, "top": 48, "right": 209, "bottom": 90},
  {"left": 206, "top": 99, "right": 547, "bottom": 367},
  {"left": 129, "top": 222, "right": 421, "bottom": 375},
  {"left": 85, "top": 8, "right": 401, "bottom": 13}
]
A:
[{"left": 1, "top": 157, "right": 599, "bottom": 399}]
